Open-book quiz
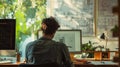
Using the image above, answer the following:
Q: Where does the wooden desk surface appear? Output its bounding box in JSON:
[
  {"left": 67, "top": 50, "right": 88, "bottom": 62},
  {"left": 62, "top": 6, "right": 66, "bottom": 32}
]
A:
[
  {"left": 74, "top": 61, "right": 119, "bottom": 67},
  {"left": 0, "top": 61, "right": 119, "bottom": 67},
  {"left": 0, "top": 64, "right": 18, "bottom": 67}
]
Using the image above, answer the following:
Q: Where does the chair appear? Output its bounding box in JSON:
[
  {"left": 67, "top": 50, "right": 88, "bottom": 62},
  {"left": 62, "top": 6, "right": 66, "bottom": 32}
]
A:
[{"left": 18, "top": 63, "right": 60, "bottom": 67}]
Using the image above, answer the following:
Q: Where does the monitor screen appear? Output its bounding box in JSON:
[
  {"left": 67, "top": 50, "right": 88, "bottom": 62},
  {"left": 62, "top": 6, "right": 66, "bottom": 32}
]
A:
[
  {"left": 0, "top": 19, "right": 16, "bottom": 50},
  {"left": 38, "top": 30, "right": 82, "bottom": 52}
]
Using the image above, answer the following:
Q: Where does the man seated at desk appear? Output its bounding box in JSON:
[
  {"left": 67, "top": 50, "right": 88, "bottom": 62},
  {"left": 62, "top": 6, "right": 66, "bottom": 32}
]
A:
[{"left": 24, "top": 17, "right": 74, "bottom": 67}]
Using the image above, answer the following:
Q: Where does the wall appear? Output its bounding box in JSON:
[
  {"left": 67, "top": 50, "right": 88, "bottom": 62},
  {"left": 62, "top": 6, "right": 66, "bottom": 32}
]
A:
[{"left": 47, "top": 0, "right": 119, "bottom": 52}]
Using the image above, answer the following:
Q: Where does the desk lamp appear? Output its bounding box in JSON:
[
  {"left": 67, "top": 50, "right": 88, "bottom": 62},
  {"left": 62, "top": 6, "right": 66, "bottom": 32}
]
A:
[{"left": 100, "top": 32, "right": 109, "bottom": 51}]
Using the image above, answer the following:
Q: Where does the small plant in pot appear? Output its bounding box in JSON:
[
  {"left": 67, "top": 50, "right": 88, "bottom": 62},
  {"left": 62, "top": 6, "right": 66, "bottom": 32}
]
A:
[
  {"left": 111, "top": 25, "right": 119, "bottom": 37},
  {"left": 82, "top": 41, "right": 96, "bottom": 51},
  {"left": 81, "top": 41, "right": 97, "bottom": 58}
]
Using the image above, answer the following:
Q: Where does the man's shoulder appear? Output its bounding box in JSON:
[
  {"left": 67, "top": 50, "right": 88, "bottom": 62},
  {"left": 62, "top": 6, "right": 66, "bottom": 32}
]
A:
[
  {"left": 26, "top": 40, "right": 39, "bottom": 48},
  {"left": 54, "top": 41, "right": 67, "bottom": 47}
]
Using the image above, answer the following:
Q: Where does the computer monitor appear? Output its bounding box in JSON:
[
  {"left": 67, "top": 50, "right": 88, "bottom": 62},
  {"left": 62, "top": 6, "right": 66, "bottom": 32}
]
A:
[
  {"left": 38, "top": 30, "right": 82, "bottom": 52},
  {"left": 0, "top": 19, "right": 16, "bottom": 50}
]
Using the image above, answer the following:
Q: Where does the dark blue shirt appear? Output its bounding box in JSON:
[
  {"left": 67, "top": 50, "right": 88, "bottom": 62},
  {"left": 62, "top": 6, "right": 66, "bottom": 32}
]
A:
[{"left": 25, "top": 37, "right": 74, "bottom": 67}]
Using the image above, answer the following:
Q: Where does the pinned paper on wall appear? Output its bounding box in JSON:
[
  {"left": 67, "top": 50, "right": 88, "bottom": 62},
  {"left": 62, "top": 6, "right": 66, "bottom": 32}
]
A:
[
  {"left": 52, "top": 0, "right": 95, "bottom": 36},
  {"left": 97, "top": 0, "right": 118, "bottom": 40}
]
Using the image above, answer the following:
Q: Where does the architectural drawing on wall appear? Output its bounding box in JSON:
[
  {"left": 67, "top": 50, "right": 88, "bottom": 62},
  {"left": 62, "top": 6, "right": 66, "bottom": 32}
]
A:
[
  {"left": 97, "top": 0, "right": 118, "bottom": 39},
  {"left": 51, "top": 0, "right": 95, "bottom": 36},
  {"left": 53, "top": 30, "right": 82, "bottom": 52}
]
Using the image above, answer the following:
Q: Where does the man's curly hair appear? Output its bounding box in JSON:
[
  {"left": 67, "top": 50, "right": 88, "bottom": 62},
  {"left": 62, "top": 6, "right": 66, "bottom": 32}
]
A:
[{"left": 41, "top": 17, "right": 60, "bottom": 35}]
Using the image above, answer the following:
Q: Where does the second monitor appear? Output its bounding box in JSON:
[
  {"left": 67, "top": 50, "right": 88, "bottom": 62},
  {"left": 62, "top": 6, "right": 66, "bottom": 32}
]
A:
[{"left": 38, "top": 30, "right": 82, "bottom": 52}]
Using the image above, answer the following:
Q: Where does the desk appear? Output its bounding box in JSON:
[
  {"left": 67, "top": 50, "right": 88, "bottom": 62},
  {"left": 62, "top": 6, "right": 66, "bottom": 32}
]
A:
[
  {"left": 70, "top": 51, "right": 118, "bottom": 61},
  {"left": 74, "top": 61, "right": 118, "bottom": 67},
  {"left": 0, "top": 64, "right": 18, "bottom": 67},
  {"left": 74, "top": 64, "right": 118, "bottom": 67},
  {"left": 0, "top": 62, "right": 21, "bottom": 67},
  {"left": 0, "top": 61, "right": 119, "bottom": 67}
]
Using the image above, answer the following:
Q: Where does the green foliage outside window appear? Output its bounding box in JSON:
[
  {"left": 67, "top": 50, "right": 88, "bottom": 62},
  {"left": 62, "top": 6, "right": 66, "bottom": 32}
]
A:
[{"left": 0, "top": 0, "right": 46, "bottom": 49}]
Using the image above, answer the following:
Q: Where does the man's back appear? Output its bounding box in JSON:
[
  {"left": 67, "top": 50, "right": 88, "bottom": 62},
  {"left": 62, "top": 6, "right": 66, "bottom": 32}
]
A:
[
  {"left": 32, "top": 38, "right": 61, "bottom": 64},
  {"left": 25, "top": 37, "right": 73, "bottom": 67}
]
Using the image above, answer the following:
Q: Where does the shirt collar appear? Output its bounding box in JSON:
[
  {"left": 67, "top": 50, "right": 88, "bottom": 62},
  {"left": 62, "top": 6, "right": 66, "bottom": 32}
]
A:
[{"left": 39, "top": 36, "right": 52, "bottom": 40}]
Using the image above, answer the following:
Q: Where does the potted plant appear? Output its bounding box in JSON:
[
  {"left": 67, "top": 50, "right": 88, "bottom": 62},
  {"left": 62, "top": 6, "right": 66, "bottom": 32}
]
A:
[
  {"left": 81, "top": 41, "right": 96, "bottom": 58},
  {"left": 111, "top": 25, "right": 119, "bottom": 37},
  {"left": 82, "top": 41, "right": 96, "bottom": 51}
]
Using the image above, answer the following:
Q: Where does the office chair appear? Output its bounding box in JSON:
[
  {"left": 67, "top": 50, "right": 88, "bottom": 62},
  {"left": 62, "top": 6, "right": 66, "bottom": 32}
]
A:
[{"left": 18, "top": 63, "right": 60, "bottom": 67}]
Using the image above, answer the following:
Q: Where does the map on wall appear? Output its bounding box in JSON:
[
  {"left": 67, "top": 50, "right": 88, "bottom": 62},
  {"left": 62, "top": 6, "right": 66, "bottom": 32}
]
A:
[
  {"left": 53, "top": 0, "right": 95, "bottom": 36},
  {"left": 97, "top": 0, "right": 118, "bottom": 39}
]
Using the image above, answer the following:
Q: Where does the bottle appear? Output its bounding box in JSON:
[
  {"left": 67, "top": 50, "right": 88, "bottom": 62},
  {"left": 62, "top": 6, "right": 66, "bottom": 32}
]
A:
[{"left": 16, "top": 52, "right": 20, "bottom": 63}]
